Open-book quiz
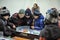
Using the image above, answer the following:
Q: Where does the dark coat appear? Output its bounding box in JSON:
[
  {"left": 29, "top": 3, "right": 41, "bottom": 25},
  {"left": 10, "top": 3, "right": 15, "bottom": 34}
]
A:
[
  {"left": 25, "top": 16, "right": 33, "bottom": 26},
  {"left": 10, "top": 13, "right": 26, "bottom": 26},
  {"left": 0, "top": 18, "right": 15, "bottom": 36},
  {"left": 34, "top": 14, "right": 44, "bottom": 30},
  {"left": 40, "top": 24, "right": 60, "bottom": 40}
]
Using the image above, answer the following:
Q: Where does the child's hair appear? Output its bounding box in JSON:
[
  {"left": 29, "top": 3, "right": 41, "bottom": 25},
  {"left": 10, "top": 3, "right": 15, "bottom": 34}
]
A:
[{"left": 33, "top": 3, "right": 39, "bottom": 9}]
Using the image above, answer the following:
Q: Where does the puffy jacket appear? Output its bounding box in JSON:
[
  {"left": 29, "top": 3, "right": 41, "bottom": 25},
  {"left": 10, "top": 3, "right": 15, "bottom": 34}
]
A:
[{"left": 34, "top": 14, "right": 44, "bottom": 30}]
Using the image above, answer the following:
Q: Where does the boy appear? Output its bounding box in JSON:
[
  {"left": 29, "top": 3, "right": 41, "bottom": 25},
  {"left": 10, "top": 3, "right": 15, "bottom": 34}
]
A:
[
  {"left": 10, "top": 9, "right": 26, "bottom": 26},
  {"left": 25, "top": 8, "right": 33, "bottom": 26},
  {"left": 31, "top": 10, "right": 44, "bottom": 30},
  {"left": 0, "top": 8, "right": 16, "bottom": 36}
]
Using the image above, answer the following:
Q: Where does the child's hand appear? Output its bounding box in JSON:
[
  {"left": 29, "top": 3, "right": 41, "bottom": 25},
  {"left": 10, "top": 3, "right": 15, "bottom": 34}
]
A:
[
  {"left": 13, "top": 24, "right": 16, "bottom": 28},
  {"left": 31, "top": 26, "right": 34, "bottom": 29}
]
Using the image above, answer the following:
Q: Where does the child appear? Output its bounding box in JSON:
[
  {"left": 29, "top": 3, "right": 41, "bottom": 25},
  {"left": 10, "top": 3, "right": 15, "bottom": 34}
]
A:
[
  {"left": 32, "top": 3, "right": 40, "bottom": 14},
  {"left": 31, "top": 10, "right": 44, "bottom": 30},
  {"left": 0, "top": 8, "right": 16, "bottom": 37},
  {"left": 25, "top": 8, "right": 33, "bottom": 26},
  {"left": 10, "top": 9, "right": 26, "bottom": 26},
  {"left": 39, "top": 8, "right": 60, "bottom": 40}
]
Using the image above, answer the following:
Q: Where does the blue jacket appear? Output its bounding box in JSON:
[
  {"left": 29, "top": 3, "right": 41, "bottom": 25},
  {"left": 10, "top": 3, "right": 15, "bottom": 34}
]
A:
[{"left": 34, "top": 14, "right": 44, "bottom": 30}]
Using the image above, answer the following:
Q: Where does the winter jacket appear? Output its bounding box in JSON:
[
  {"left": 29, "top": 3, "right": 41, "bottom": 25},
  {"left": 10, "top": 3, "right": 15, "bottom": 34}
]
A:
[
  {"left": 25, "top": 16, "right": 33, "bottom": 26},
  {"left": 40, "top": 24, "right": 60, "bottom": 40},
  {"left": 10, "top": 13, "right": 26, "bottom": 26},
  {"left": 34, "top": 14, "right": 44, "bottom": 30},
  {"left": 0, "top": 18, "right": 15, "bottom": 36}
]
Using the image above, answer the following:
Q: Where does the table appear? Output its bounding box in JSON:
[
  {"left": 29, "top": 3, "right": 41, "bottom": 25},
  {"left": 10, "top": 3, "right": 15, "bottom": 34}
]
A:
[
  {"left": 0, "top": 37, "right": 12, "bottom": 40},
  {"left": 13, "top": 36, "right": 30, "bottom": 40},
  {"left": 16, "top": 26, "right": 41, "bottom": 40},
  {"left": 0, "top": 31, "right": 13, "bottom": 40}
]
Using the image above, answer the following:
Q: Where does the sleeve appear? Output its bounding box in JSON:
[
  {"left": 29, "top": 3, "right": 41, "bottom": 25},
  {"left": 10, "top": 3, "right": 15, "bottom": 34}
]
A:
[
  {"left": 40, "top": 29, "right": 46, "bottom": 37},
  {"left": 0, "top": 19, "right": 4, "bottom": 31},
  {"left": 39, "top": 15, "right": 44, "bottom": 29},
  {"left": 39, "top": 18, "right": 44, "bottom": 25},
  {"left": 30, "top": 18, "right": 33, "bottom": 26},
  {"left": 40, "top": 26, "right": 50, "bottom": 38},
  {"left": 9, "top": 13, "right": 18, "bottom": 25},
  {"left": 0, "top": 19, "right": 3, "bottom": 26},
  {"left": 7, "top": 21, "right": 14, "bottom": 28},
  {"left": 9, "top": 17, "right": 19, "bottom": 27}
]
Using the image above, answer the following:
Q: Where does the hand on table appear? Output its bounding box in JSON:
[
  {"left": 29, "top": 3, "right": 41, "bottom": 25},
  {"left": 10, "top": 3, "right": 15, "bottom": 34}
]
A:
[
  {"left": 31, "top": 26, "right": 34, "bottom": 29},
  {"left": 13, "top": 24, "right": 16, "bottom": 28}
]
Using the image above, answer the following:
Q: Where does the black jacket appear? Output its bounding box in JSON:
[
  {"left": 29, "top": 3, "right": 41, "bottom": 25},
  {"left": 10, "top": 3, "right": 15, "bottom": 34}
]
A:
[
  {"left": 40, "top": 24, "right": 60, "bottom": 40},
  {"left": 25, "top": 16, "right": 33, "bottom": 26},
  {"left": 10, "top": 13, "right": 26, "bottom": 26},
  {"left": 0, "top": 18, "right": 16, "bottom": 36}
]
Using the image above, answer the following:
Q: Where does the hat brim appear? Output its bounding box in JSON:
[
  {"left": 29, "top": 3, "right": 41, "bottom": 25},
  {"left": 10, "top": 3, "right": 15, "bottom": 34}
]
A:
[{"left": 1, "top": 13, "right": 10, "bottom": 16}]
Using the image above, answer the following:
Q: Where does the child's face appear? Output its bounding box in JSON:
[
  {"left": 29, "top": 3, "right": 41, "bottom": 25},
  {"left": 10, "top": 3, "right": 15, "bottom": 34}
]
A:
[
  {"left": 26, "top": 16, "right": 30, "bottom": 18},
  {"left": 18, "top": 14, "right": 25, "bottom": 18},
  {"left": 3, "top": 16, "right": 9, "bottom": 20},
  {"left": 34, "top": 16, "right": 39, "bottom": 19}
]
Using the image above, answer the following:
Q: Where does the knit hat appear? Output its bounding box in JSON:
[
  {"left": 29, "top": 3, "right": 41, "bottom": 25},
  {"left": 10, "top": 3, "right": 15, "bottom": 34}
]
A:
[
  {"left": 45, "top": 8, "right": 58, "bottom": 24},
  {"left": 33, "top": 9, "right": 41, "bottom": 16},
  {"left": 46, "top": 8, "right": 58, "bottom": 18},
  {"left": 25, "top": 8, "right": 32, "bottom": 16},
  {"left": 0, "top": 9, "right": 10, "bottom": 16},
  {"left": 19, "top": 9, "right": 25, "bottom": 14}
]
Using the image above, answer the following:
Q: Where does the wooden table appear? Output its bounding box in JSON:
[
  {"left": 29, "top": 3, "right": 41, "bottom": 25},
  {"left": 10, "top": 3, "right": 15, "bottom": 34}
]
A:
[{"left": 13, "top": 36, "right": 30, "bottom": 40}]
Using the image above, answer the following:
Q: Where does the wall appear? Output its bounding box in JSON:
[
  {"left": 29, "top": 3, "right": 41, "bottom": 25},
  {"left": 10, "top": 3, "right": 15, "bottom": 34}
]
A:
[{"left": 0, "top": 0, "right": 60, "bottom": 17}]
